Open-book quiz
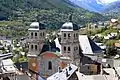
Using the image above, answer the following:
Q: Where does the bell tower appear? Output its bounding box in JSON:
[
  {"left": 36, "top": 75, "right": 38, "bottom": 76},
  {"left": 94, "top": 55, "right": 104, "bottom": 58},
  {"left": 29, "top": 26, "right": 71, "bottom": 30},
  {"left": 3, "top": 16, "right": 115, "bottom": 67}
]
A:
[
  {"left": 28, "top": 22, "right": 46, "bottom": 55},
  {"left": 60, "top": 22, "right": 80, "bottom": 65},
  {"left": 27, "top": 22, "right": 46, "bottom": 80}
]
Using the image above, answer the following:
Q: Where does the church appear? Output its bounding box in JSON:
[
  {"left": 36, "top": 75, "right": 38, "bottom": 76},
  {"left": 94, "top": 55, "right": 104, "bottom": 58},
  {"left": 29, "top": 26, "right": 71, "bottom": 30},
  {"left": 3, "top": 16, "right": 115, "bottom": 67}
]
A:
[{"left": 27, "top": 21, "right": 103, "bottom": 80}]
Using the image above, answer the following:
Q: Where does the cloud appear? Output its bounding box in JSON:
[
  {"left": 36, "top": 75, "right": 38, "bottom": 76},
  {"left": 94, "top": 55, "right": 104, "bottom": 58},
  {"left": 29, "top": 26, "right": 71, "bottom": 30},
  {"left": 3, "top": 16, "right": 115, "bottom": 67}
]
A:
[{"left": 97, "top": 0, "right": 120, "bottom": 4}]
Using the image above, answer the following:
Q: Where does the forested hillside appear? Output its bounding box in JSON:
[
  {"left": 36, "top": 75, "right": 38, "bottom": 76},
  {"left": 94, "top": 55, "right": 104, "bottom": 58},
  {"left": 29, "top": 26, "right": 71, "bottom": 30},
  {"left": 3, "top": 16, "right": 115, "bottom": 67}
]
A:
[{"left": 0, "top": 0, "right": 108, "bottom": 38}]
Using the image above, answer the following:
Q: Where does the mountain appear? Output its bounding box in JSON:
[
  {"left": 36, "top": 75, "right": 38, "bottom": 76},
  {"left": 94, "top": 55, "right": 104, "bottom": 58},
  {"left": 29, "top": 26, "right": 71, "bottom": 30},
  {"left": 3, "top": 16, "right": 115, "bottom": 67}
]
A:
[
  {"left": 0, "top": 0, "right": 78, "bottom": 20},
  {"left": 103, "top": 1, "right": 120, "bottom": 17},
  {"left": 0, "top": 0, "right": 108, "bottom": 29},
  {"left": 105, "top": 1, "right": 120, "bottom": 12},
  {"left": 69, "top": 0, "right": 106, "bottom": 12},
  {"left": 69, "top": 0, "right": 120, "bottom": 12}
]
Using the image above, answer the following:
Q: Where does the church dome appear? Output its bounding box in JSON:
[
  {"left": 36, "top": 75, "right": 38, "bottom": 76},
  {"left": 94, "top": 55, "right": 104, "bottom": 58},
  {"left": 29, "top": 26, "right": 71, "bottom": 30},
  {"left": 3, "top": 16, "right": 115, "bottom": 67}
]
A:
[
  {"left": 61, "top": 22, "right": 79, "bottom": 31},
  {"left": 29, "top": 22, "right": 46, "bottom": 30},
  {"left": 30, "top": 22, "right": 39, "bottom": 28}
]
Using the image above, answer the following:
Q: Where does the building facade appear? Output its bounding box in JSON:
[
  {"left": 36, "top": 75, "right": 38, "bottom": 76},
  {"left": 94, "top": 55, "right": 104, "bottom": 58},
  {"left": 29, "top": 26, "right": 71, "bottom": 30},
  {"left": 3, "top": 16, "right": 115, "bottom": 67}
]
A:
[{"left": 27, "top": 21, "right": 82, "bottom": 79}]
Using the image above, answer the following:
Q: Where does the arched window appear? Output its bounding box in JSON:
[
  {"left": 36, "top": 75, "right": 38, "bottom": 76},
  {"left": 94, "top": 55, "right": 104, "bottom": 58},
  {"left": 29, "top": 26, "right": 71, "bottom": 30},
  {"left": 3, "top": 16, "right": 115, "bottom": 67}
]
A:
[
  {"left": 64, "top": 46, "right": 66, "bottom": 51},
  {"left": 48, "top": 61, "right": 52, "bottom": 70},
  {"left": 76, "top": 33, "right": 78, "bottom": 37},
  {"left": 31, "top": 45, "right": 33, "bottom": 50},
  {"left": 68, "top": 46, "right": 71, "bottom": 51},
  {"left": 35, "top": 32, "right": 38, "bottom": 39},
  {"left": 64, "top": 33, "right": 66, "bottom": 37},
  {"left": 35, "top": 33, "right": 37, "bottom": 36},
  {"left": 43, "top": 32, "right": 45, "bottom": 36},
  {"left": 31, "top": 32, "right": 33, "bottom": 36},
  {"left": 74, "top": 34, "right": 75, "bottom": 38},
  {"left": 40, "top": 33, "right": 42, "bottom": 36},
  {"left": 68, "top": 33, "right": 71, "bottom": 37},
  {"left": 31, "top": 32, "right": 33, "bottom": 39},
  {"left": 35, "top": 45, "right": 37, "bottom": 50}
]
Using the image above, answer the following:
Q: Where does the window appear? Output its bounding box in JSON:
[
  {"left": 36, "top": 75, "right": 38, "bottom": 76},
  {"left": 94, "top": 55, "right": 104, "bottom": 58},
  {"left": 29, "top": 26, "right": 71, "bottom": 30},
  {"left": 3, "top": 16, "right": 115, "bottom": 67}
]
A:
[
  {"left": 64, "top": 33, "right": 66, "bottom": 37},
  {"left": 64, "top": 46, "right": 66, "bottom": 51},
  {"left": 68, "top": 47, "right": 71, "bottom": 51},
  {"left": 35, "top": 33, "right": 37, "bottom": 36},
  {"left": 31, "top": 32, "right": 33, "bottom": 36},
  {"left": 43, "top": 32, "right": 45, "bottom": 36},
  {"left": 31, "top": 32, "right": 33, "bottom": 39},
  {"left": 76, "top": 33, "right": 78, "bottom": 37},
  {"left": 31, "top": 45, "right": 33, "bottom": 50},
  {"left": 48, "top": 61, "right": 52, "bottom": 70},
  {"left": 74, "top": 34, "right": 75, "bottom": 38},
  {"left": 68, "top": 33, "right": 71, "bottom": 37},
  {"left": 35, "top": 45, "right": 37, "bottom": 50},
  {"left": 40, "top": 33, "right": 42, "bottom": 36}
]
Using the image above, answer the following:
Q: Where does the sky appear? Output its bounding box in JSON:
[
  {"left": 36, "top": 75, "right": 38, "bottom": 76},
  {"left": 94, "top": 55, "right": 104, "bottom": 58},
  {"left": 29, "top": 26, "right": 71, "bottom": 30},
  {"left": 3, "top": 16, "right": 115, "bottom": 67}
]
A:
[{"left": 97, "top": 0, "right": 120, "bottom": 4}]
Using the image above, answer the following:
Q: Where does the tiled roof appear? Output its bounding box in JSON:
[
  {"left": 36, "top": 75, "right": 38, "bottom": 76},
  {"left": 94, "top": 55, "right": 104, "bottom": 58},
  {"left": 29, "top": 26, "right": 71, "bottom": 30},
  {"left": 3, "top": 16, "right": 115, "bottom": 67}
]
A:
[{"left": 79, "top": 35, "right": 103, "bottom": 55}]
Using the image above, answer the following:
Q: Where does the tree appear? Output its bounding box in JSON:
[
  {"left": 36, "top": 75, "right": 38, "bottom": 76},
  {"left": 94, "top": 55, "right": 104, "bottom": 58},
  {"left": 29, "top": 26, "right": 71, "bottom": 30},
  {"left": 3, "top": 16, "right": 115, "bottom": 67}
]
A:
[{"left": 105, "top": 46, "right": 118, "bottom": 56}]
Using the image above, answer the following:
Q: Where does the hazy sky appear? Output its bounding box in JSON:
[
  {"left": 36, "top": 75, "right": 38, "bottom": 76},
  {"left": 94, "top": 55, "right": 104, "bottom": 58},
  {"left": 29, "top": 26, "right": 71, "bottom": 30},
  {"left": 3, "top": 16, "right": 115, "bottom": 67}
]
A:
[{"left": 98, "top": 0, "right": 120, "bottom": 4}]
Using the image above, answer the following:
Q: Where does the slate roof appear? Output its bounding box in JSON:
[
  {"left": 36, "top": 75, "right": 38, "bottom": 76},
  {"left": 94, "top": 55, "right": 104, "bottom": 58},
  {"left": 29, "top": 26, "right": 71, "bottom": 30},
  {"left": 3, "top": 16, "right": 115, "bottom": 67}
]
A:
[
  {"left": 88, "top": 37, "right": 103, "bottom": 53},
  {"left": 1, "top": 59, "right": 16, "bottom": 73},
  {"left": 76, "top": 71, "right": 116, "bottom": 80},
  {"left": 28, "top": 22, "right": 46, "bottom": 31},
  {"left": 61, "top": 22, "right": 79, "bottom": 31},
  {"left": 0, "top": 53, "right": 13, "bottom": 60},
  {"left": 39, "top": 41, "right": 60, "bottom": 56},
  {"left": 47, "top": 64, "right": 78, "bottom": 80},
  {"left": 79, "top": 35, "right": 103, "bottom": 55}
]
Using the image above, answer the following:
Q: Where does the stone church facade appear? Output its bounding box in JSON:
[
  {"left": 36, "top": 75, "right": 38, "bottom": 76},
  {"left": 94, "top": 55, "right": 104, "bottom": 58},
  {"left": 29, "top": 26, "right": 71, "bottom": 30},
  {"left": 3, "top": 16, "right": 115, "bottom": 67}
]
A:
[{"left": 27, "top": 21, "right": 81, "bottom": 79}]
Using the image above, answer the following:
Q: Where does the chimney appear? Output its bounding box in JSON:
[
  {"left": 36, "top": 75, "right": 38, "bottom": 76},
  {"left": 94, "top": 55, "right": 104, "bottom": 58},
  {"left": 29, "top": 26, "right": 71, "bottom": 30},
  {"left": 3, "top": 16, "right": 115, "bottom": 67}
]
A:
[
  {"left": 69, "top": 65, "right": 72, "bottom": 71},
  {"left": 66, "top": 69, "right": 70, "bottom": 77},
  {"left": 58, "top": 66, "right": 62, "bottom": 73}
]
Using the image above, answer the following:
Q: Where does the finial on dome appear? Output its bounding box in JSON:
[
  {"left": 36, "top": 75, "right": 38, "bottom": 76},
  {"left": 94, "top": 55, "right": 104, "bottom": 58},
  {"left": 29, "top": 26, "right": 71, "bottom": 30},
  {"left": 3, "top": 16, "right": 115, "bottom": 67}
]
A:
[{"left": 68, "top": 14, "right": 73, "bottom": 22}]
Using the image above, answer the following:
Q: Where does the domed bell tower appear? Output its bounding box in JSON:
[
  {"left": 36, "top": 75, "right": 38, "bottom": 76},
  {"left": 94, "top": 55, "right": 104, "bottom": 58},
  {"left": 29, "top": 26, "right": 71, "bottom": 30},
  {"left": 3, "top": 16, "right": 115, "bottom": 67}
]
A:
[
  {"left": 60, "top": 21, "right": 80, "bottom": 66},
  {"left": 27, "top": 22, "right": 46, "bottom": 79}
]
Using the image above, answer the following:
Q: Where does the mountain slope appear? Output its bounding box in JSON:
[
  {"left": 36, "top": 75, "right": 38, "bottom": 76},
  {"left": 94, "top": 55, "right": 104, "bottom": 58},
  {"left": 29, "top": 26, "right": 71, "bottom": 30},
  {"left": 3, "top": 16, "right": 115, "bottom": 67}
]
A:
[
  {"left": 0, "top": 0, "right": 108, "bottom": 28},
  {"left": 69, "top": 0, "right": 106, "bottom": 12},
  {"left": 105, "top": 1, "right": 120, "bottom": 12},
  {"left": 103, "top": 1, "right": 120, "bottom": 17},
  {"left": 0, "top": 0, "right": 78, "bottom": 20}
]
